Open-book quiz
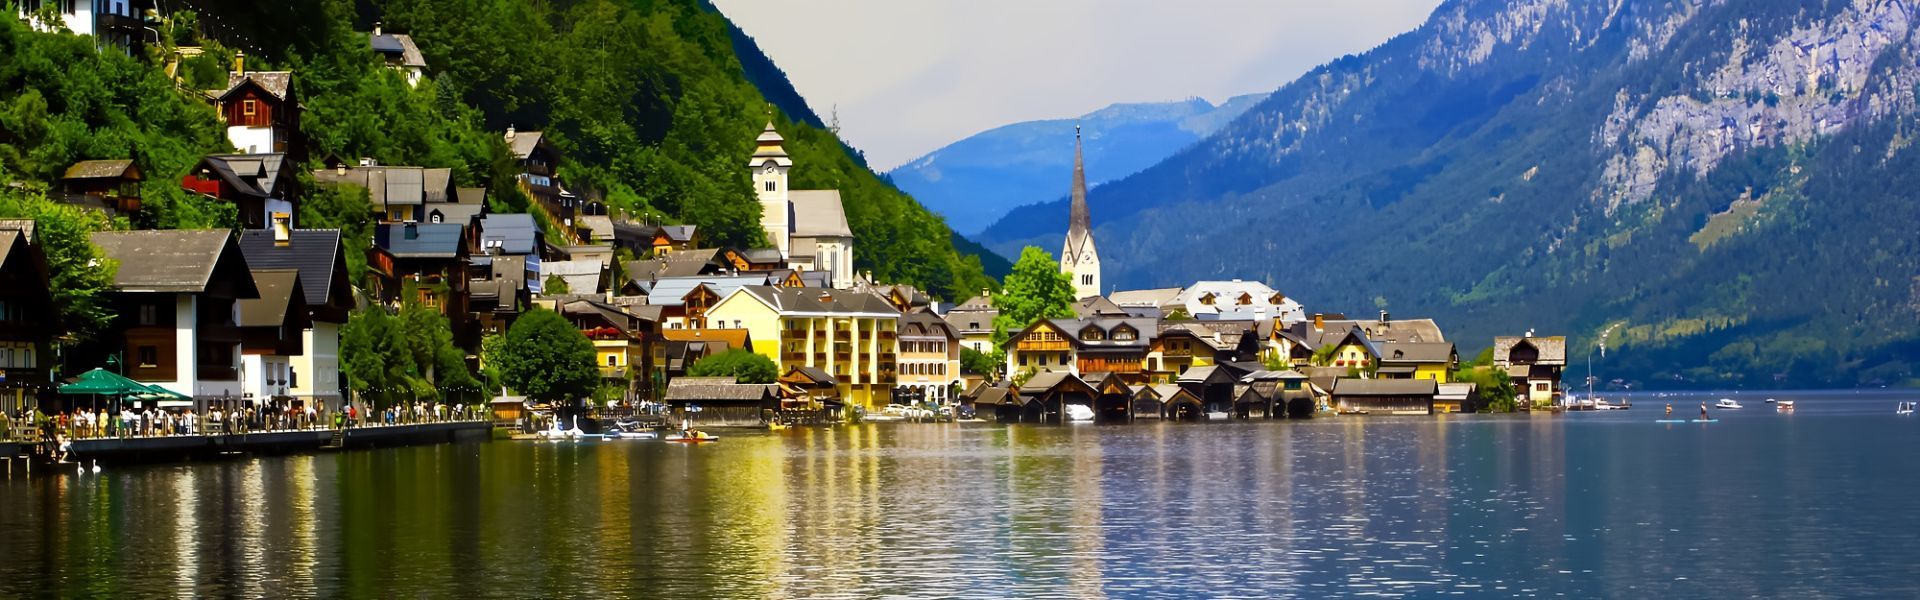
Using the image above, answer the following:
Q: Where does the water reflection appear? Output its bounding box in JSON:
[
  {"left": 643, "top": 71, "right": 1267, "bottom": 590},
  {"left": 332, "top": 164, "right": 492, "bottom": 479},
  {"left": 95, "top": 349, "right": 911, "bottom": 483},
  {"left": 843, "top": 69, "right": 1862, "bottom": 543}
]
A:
[{"left": 4, "top": 395, "right": 1920, "bottom": 597}]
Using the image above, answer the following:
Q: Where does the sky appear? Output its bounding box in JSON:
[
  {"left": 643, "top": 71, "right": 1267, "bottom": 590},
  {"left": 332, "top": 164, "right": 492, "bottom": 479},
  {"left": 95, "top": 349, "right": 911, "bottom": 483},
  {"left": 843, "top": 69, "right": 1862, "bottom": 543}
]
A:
[{"left": 711, "top": 0, "right": 1445, "bottom": 171}]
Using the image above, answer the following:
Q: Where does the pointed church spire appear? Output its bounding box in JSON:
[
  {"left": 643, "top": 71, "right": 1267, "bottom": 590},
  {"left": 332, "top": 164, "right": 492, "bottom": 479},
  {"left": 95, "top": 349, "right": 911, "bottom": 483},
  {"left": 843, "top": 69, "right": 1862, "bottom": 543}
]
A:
[{"left": 1068, "top": 124, "right": 1090, "bottom": 238}]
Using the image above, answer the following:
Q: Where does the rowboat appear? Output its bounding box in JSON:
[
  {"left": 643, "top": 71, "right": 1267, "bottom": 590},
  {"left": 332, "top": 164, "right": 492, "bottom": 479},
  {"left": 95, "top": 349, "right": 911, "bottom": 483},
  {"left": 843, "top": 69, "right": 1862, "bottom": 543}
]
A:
[{"left": 665, "top": 431, "right": 720, "bottom": 443}]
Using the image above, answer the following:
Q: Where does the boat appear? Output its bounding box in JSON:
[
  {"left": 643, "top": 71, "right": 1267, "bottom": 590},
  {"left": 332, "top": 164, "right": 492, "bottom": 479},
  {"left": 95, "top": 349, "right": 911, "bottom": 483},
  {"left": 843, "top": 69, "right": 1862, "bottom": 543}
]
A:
[
  {"left": 1064, "top": 405, "right": 1095, "bottom": 422},
  {"left": 665, "top": 430, "right": 720, "bottom": 443},
  {"left": 1899, "top": 401, "right": 1916, "bottom": 415},
  {"left": 1593, "top": 399, "right": 1628, "bottom": 411},
  {"left": 535, "top": 416, "right": 585, "bottom": 440},
  {"left": 1775, "top": 400, "right": 1796, "bottom": 412},
  {"left": 767, "top": 421, "right": 788, "bottom": 431},
  {"left": 1714, "top": 398, "right": 1744, "bottom": 410},
  {"left": 1766, "top": 398, "right": 1777, "bottom": 404},
  {"left": 603, "top": 421, "right": 659, "bottom": 439}
]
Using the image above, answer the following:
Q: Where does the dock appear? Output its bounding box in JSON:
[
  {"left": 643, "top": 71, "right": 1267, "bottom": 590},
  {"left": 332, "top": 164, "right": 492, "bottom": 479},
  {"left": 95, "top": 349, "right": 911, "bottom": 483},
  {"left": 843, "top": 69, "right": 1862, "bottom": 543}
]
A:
[{"left": 35, "top": 421, "right": 493, "bottom": 465}]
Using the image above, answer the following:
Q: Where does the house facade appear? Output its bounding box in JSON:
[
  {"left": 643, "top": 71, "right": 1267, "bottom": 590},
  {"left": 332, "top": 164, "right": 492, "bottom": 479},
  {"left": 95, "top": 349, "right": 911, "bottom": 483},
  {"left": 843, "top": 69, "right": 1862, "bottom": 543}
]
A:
[
  {"left": 239, "top": 228, "right": 353, "bottom": 410},
  {"left": 1493, "top": 335, "right": 1567, "bottom": 407},
  {"left": 0, "top": 228, "right": 55, "bottom": 413},
  {"left": 706, "top": 286, "right": 899, "bottom": 408},
  {"left": 91, "top": 230, "right": 260, "bottom": 406},
  {"left": 896, "top": 312, "right": 960, "bottom": 405}
]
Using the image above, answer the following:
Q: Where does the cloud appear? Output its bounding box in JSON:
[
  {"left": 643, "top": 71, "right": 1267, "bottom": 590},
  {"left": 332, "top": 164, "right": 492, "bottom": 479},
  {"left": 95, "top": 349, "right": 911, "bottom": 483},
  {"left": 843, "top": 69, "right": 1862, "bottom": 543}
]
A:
[{"left": 712, "top": 0, "right": 1442, "bottom": 170}]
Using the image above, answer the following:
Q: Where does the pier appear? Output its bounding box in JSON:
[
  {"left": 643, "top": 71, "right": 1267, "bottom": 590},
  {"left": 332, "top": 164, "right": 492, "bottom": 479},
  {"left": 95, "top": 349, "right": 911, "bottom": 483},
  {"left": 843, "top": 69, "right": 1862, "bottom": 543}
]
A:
[{"left": 5, "top": 421, "right": 491, "bottom": 471}]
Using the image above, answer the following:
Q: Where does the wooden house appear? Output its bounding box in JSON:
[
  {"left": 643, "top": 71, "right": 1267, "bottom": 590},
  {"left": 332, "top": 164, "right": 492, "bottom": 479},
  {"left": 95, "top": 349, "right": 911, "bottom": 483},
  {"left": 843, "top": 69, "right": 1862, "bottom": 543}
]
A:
[
  {"left": 0, "top": 227, "right": 55, "bottom": 412},
  {"left": 217, "top": 65, "right": 301, "bottom": 159},
  {"left": 60, "top": 159, "right": 142, "bottom": 214},
  {"left": 90, "top": 230, "right": 260, "bottom": 406}
]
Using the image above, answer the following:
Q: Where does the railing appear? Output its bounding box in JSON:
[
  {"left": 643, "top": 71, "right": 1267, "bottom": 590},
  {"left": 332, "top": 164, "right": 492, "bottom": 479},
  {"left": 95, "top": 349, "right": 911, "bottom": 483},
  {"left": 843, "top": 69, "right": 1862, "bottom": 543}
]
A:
[{"left": 29, "top": 403, "right": 490, "bottom": 441}]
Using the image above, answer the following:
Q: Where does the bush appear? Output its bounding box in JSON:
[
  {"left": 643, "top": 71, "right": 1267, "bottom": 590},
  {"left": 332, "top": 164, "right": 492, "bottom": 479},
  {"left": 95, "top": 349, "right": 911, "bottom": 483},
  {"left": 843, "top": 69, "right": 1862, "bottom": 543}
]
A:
[{"left": 687, "top": 349, "right": 778, "bottom": 384}]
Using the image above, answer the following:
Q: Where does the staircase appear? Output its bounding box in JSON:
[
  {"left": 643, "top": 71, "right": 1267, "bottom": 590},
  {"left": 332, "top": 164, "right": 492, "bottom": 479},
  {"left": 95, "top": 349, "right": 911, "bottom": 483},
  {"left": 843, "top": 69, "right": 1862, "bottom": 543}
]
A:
[{"left": 323, "top": 428, "right": 346, "bottom": 450}]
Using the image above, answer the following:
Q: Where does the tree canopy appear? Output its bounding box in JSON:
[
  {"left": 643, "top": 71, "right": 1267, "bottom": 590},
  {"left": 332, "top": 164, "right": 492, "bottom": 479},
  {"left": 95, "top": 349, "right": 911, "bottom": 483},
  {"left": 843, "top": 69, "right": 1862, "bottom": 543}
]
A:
[
  {"left": 493, "top": 308, "right": 599, "bottom": 403},
  {"left": 687, "top": 349, "right": 778, "bottom": 384},
  {"left": 341, "top": 304, "right": 483, "bottom": 408},
  {"left": 990, "top": 246, "right": 1078, "bottom": 349}
]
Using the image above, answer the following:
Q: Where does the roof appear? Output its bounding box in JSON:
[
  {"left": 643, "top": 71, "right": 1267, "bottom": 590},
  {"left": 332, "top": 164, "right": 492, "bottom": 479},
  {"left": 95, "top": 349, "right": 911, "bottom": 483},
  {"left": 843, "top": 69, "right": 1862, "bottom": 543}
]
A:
[
  {"left": 1073, "top": 295, "right": 1129, "bottom": 317},
  {"left": 0, "top": 231, "right": 20, "bottom": 272},
  {"left": 900, "top": 312, "right": 957, "bottom": 341},
  {"left": 1332, "top": 378, "right": 1438, "bottom": 397},
  {"left": 238, "top": 269, "right": 302, "bottom": 327},
  {"left": 789, "top": 190, "right": 852, "bottom": 238},
  {"left": 724, "top": 286, "right": 900, "bottom": 317},
  {"left": 374, "top": 223, "right": 464, "bottom": 258},
  {"left": 749, "top": 122, "right": 794, "bottom": 167},
  {"left": 194, "top": 154, "right": 291, "bottom": 198},
  {"left": 426, "top": 203, "right": 485, "bottom": 226},
  {"left": 664, "top": 377, "right": 776, "bottom": 402},
  {"left": 541, "top": 260, "right": 603, "bottom": 295},
  {"left": 90, "top": 230, "right": 257, "bottom": 296},
  {"left": 782, "top": 366, "right": 838, "bottom": 386},
  {"left": 971, "top": 385, "right": 1015, "bottom": 406},
  {"left": 505, "top": 129, "right": 546, "bottom": 160},
  {"left": 1174, "top": 280, "right": 1303, "bottom": 320},
  {"left": 1380, "top": 342, "right": 1456, "bottom": 365},
  {"left": 1021, "top": 371, "right": 1091, "bottom": 394},
  {"left": 644, "top": 276, "right": 769, "bottom": 307},
  {"left": 237, "top": 229, "right": 346, "bottom": 309},
  {"left": 1493, "top": 336, "right": 1569, "bottom": 366},
  {"left": 1020, "top": 317, "right": 1158, "bottom": 352},
  {"left": 1177, "top": 365, "right": 1222, "bottom": 385},
  {"left": 1353, "top": 318, "right": 1447, "bottom": 343},
  {"left": 369, "top": 32, "right": 427, "bottom": 67},
  {"left": 62, "top": 159, "right": 139, "bottom": 181},
  {"left": 477, "top": 213, "right": 541, "bottom": 255},
  {"left": 1437, "top": 382, "right": 1477, "bottom": 400},
  {"left": 1109, "top": 287, "right": 1184, "bottom": 308},
  {"left": 220, "top": 71, "right": 293, "bottom": 101},
  {"left": 577, "top": 215, "right": 614, "bottom": 242},
  {"left": 454, "top": 187, "right": 486, "bottom": 205}
]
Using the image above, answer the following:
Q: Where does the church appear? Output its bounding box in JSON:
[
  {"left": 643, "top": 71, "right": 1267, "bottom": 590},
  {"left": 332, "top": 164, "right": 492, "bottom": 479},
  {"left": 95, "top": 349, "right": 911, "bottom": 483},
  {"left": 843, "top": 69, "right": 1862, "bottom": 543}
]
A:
[
  {"left": 750, "top": 123, "right": 856, "bottom": 289},
  {"left": 1060, "top": 126, "right": 1101, "bottom": 299}
]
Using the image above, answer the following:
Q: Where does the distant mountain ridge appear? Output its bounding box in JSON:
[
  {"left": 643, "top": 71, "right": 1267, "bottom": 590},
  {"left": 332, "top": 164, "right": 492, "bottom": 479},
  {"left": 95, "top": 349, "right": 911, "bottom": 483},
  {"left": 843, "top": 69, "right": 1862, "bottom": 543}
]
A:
[
  {"left": 887, "top": 94, "right": 1264, "bottom": 235},
  {"left": 975, "top": 0, "right": 1920, "bottom": 389}
]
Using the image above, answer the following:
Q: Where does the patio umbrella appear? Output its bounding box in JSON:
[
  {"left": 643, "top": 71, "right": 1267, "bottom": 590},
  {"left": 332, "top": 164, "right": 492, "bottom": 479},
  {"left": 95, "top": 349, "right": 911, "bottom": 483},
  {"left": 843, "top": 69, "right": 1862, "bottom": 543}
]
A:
[{"left": 57, "top": 368, "right": 155, "bottom": 396}]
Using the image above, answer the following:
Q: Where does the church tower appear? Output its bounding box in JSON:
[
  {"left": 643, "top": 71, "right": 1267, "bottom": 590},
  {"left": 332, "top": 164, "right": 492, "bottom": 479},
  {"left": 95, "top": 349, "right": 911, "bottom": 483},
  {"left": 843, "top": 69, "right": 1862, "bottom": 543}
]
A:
[
  {"left": 749, "top": 121, "right": 794, "bottom": 257},
  {"left": 1060, "top": 125, "right": 1101, "bottom": 299}
]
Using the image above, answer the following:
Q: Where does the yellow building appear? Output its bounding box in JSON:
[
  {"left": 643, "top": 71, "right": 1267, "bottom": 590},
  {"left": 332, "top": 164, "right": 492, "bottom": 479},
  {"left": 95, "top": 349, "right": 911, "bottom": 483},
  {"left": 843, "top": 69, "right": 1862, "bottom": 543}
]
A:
[
  {"left": 555, "top": 298, "right": 658, "bottom": 402},
  {"left": 1379, "top": 342, "right": 1456, "bottom": 383},
  {"left": 706, "top": 286, "right": 900, "bottom": 408},
  {"left": 898, "top": 312, "right": 961, "bottom": 405},
  {"left": 1004, "top": 319, "right": 1075, "bottom": 377}
]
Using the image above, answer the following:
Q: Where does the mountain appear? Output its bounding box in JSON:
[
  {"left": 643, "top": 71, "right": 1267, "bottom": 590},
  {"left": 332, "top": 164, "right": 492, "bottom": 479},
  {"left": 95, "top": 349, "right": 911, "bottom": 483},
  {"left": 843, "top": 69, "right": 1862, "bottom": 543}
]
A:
[
  {"left": 888, "top": 95, "right": 1264, "bottom": 235},
  {"left": 976, "top": 0, "right": 1920, "bottom": 389}
]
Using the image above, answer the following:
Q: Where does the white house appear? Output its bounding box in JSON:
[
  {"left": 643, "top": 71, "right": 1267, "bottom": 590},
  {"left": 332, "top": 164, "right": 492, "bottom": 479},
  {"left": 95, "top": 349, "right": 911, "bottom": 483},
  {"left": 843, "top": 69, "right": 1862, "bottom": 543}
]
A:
[{"left": 91, "top": 230, "right": 260, "bottom": 406}]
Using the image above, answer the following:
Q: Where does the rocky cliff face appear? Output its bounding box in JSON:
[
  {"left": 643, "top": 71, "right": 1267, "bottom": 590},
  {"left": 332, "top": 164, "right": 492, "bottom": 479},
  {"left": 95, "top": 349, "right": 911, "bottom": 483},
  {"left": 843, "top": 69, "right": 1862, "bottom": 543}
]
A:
[{"left": 974, "top": 0, "right": 1920, "bottom": 388}]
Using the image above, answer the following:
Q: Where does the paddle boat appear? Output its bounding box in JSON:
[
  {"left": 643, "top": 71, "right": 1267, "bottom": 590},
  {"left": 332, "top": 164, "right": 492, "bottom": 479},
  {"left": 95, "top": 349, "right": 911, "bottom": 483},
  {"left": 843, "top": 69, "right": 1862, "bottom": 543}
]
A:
[
  {"left": 603, "top": 420, "right": 659, "bottom": 440},
  {"left": 665, "top": 430, "right": 720, "bottom": 443},
  {"left": 1065, "top": 404, "right": 1096, "bottom": 422},
  {"left": 535, "top": 416, "right": 585, "bottom": 440},
  {"left": 1714, "top": 398, "right": 1744, "bottom": 410}
]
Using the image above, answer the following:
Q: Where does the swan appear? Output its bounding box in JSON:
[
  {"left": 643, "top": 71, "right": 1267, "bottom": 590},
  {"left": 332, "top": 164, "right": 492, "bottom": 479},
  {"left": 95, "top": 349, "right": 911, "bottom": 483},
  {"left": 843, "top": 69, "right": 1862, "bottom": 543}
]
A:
[{"left": 90, "top": 460, "right": 101, "bottom": 474}]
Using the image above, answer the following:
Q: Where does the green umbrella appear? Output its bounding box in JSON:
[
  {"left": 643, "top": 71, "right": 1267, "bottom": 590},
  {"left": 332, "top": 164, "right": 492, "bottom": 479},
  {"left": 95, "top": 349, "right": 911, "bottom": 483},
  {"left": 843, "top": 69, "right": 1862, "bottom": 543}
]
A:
[{"left": 58, "top": 368, "right": 156, "bottom": 396}]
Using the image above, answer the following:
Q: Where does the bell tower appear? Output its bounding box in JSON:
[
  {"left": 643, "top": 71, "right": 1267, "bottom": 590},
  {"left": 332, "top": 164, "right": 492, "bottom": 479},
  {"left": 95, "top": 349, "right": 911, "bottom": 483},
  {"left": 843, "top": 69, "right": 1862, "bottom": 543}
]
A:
[
  {"left": 750, "top": 121, "right": 793, "bottom": 257},
  {"left": 1060, "top": 125, "right": 1101, "bottom": 299}
]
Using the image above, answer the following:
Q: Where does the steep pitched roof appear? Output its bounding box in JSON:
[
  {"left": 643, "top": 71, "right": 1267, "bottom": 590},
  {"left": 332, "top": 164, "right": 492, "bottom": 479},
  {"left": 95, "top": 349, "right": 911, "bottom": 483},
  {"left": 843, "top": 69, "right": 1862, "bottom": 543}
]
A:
[
  {"left": 62, "top": 159, "right": 139, "bottom": 181},
  {"left": 789, "top": 190, "right": 852, "bottom": 237},
  {"left": 1064, "top": 126, "right": 1092, "bottom": 255},
  {"left": 369, "top": 32, "right": 427, "bottom": 68},
  {"left": 194, "top": 154, "right": 291, "bottom": 198},
  {"left": 1073, "top": 295, "right": 1129, "bottom": 317},
  {"left": 237, "top": 229, "right": 348, "bottom": 310},
  {"left": 221, "top": 71, "right": 293, "bottom": 101},
  {"left": 901, "top": 311, "right": 957, "bottom": 341},
  {"left": 505, "top": 129, "right": 546, "bottom": 160},
  {"left": 91, "top": 230, "right": 258, "bottom": 296},
  {"left": 238, "top": 269, "right": 303, "bottom": 328},
  {"left": 643, "top": 276, "right": 768, "bottom": 307},
  {"left": 477, "top": 213, "right": 541, "bottom": 255},
  {"left": 541, "top": 260, "right": 604, "bottom": 295},
  {"left": 374, "top": 223, "right": 464, "bottom": 258},
  {"left": 664, "top": 377, "right": 777, "bottom": 402},
  {"left": 1380, "top": 342, "right": 1456, "bottom": 365},
  {"left": 1353, "top": 318, "right": 1447, "bottom": 343}
]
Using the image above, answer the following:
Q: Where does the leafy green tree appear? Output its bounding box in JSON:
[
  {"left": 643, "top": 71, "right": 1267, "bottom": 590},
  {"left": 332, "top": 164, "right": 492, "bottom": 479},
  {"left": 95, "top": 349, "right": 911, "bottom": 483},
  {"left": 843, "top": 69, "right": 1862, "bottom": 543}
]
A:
[
  {"left": 1456, "top": 366, "right": 1518, "bottom": 413},
  {"left": 494, "top": 308, "right": 598, "bottom": 403},
  {"left": 990, "top": 246, "right": 1077, "bottom": 350},
  {"left": 298, "top": 178, "right": 373, "bottom": 284},
  {"left": 687, "top": 349, "right": 779, "bottom": 384},
  {"left": 960, "top": 347, "right": 1001, "bottom": 378},
  {"left": 543, "top": 274, "right": 569, "bottom": 295},
  {"left": 0, "top": 187, "right": 118, "bottom": 346},
  {"left": 341, "top": 308, "right": 413, "bottom": 409}
]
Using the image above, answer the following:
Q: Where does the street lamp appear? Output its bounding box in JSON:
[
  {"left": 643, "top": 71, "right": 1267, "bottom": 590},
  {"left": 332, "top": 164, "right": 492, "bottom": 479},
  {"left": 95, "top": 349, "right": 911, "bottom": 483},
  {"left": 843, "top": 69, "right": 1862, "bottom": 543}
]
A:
[{"left": 105, "top": 353, "right": 122, "bottom": 376}]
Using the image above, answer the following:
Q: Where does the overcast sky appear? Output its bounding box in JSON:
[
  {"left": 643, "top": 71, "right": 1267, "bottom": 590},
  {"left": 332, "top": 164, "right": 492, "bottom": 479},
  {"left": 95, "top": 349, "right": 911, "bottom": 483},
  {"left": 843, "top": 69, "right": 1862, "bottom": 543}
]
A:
[{"left": 710, "top": 0, "right": 1444, "bottom": 171}]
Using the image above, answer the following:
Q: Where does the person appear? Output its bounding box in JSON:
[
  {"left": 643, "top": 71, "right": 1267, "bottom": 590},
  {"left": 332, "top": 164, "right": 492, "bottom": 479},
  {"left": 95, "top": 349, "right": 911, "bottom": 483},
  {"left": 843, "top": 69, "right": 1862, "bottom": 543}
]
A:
[
  {"left": 1665, "top": 403, "right": 1672, "bottom": 417},
  {"left": 1699, "top": 403, "right": 1708, "bottom": 420}
]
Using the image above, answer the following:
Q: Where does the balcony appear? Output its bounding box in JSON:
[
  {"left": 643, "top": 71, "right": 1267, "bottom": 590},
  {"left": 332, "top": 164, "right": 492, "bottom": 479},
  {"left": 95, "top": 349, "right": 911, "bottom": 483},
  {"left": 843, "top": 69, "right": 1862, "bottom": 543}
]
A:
[{"left": 197, "top": 365, "right": 239, "bottom": 382}]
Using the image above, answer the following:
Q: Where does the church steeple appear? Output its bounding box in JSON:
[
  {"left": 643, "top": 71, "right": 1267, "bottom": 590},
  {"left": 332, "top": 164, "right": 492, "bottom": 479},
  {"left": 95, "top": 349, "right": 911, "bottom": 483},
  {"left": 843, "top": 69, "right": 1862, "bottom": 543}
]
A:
[{"left": 1060, "top": 125, "right": 1101, "bottom": 299}]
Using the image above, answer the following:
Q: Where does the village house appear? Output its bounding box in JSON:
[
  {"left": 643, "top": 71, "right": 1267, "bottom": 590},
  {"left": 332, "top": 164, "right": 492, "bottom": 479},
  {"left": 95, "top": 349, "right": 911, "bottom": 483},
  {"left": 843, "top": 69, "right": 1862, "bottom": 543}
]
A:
[
  {"left": 557, "top": 298, "right": 657, "bottom": 402},
  {"left": 1493, "top": 335, "right": 1568, "bottom": 407},
  {"left": 16, "top": 0, "right": 153, "bottom": 53},
  {"left": 1006, "top": 316, "right": 1158, "bottom": 385},
  {"left": 1331, "top": 378, "right": 1438, "bottom": 415},
  {"left": 705, "top": 286, "right": 900, "bottom": 409},
  {"left": 0, "top": 225, "right": 55, "bottom": 414},
  {"left": 311, "top": 161, "right": 458, "bottom": 224},
  {"left": 1378, "top": 342, "right": 1457, "bottom": 383},
  {"left": 655, "top": 327, "right": 751, "bottom": 384},
  {"left": 638, "top": 275, "right": 770, "bottom": 330},
  {"left": 236, "top": 268, "right": 308, "bottom": 407},
  {"left": 663, "top": 377, "right": 777, "bottom": 427},
  {"left": 216, "top": 63, "right": 301, "bottom": 159},
  {"left": 612, "top": 223, "right": 698, "bottom": 258},
  {"left": 90, "top": 230, "right": 259, "bottom": 407},
  {"left": 1170, "top": 279, "right": 1304, "bottom": 323},
  {"left": 895, "top": 312, "right": 960, "bottom": 405},
  {"left": 750, "top": 123, "right": 856, "bottom": 289},
  {"left": 59, "top": 159, "right": 142, "bottom": 215},
  {"left": 238, "top": 228, "right": 353, "bottom": 412},
  {"left": 942, "top": 290, "right": 998, "bottom": 356},
  {"left": 181, "top": 153, "right": 299, "bottom": 230},
  {"left": 367, "top": 23, "right": 427, "bottom": 86},
  {"left": 369, "top": 222, "right": 471, "bottom": 323}
]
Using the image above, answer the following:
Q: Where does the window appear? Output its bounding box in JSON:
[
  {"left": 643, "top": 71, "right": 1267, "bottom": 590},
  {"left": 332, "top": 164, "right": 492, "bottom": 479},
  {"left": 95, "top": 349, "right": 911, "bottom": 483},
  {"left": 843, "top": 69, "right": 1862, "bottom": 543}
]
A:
[
  {"left": 137, "top": 345, "right": 158, "bottom": 368},
  {"left": 430, "top": 213, "right": 443, "bottom": 224},
  {"left": 607, "top": 355, "right": 618, "bottom": 366},
  {"left": 243, "top": 99, "right": 258, "bottom": 117},
  {"left": 765, "top": 181, "right": 776, "bottom": 192},
  {"left": 289, "top": 367, "right": 298, "bottom": 388},
  {"left": 138, "top": 304, "right": 159, "bottom": 326},
  {"left": 1082, "top": 275, "right": 1093, "bottom": 286},
  {"left": 1019, "top": 354, "right": 1028, "bottom": 366}
]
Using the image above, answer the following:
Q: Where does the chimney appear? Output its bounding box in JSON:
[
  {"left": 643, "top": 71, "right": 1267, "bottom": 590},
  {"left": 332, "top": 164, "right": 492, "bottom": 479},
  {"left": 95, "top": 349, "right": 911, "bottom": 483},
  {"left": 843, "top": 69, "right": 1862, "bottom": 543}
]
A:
[
  {"left": 1313, "top": 313, "right": 1325, "bottom": 332},
  {"left": 373, "top": 21, "right": 383, "bottom": 37},
  {"left": 272, "top": 214, "right": 292, "bottom": 246},
  {"left": 334, "top": 162, "right": 347, "bottom": 176},
  {"left": 505, "top": 125, "right": 516, "bottom": 142},
  {"left": 1379, "top": 309, "right": 1390, "bottom": 323}
]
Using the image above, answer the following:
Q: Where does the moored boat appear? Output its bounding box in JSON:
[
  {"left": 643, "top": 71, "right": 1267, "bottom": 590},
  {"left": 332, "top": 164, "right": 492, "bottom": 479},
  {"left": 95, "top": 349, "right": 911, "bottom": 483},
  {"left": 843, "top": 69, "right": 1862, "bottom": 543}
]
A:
[
  {"left": 1714, "top": 398, "right": 1744, "bottom": 410},
  {"left": 1899, "top": 401, "right": 1916, "bottom": 415}
]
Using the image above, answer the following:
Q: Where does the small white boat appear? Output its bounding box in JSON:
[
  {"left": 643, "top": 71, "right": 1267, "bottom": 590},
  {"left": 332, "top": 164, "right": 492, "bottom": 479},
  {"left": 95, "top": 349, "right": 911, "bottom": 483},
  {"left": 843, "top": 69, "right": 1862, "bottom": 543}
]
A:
[
  {"left": 1064, "top": 404, "right": 1095, "bottom": 422},
  {"left": 1765, "top": 398, "right": 1777, "bottom": 404},
  {"left": 1593, "top": 399, "right": 1626, "bottom": 410},
  {"left": 1714, "top": 398, "right": 1744, "bottom": 410},
  {"left": 1899, "top": 401, "right": 1916, "bottom": 415},
  {"left": 1775, "top": 400, "right": 1796, "bottom": 412}
]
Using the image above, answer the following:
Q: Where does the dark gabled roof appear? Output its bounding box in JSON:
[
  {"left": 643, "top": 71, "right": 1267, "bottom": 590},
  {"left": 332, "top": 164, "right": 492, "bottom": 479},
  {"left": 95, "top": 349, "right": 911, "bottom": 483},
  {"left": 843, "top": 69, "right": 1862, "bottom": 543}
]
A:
[
  {"left": 664, "top": 377, "right": 776, "bottom": 402},
  {"left": 783, "top": 366, "right": 838, "bottom": 387},
  {"left": 1494, "top": 336, "right": 1569, "bottom": 365},
  {"left": 368, "top": 32, "right": 426, "bottom": 67},
  {"left": 477, "top": 213, "right": 540, "bottom": 255},
  {"left": 374, "top": 223, "right": 465, "bottom": 258},
  {"left": 220, "top": 71, "right": 293, "bottom": 101},
  {"left": 1332, "top": 378, "right": 1438, "bottom": 397},
  {"left": 1380, "top": 342, "right": 1456, "bottom": 365},
  {"left": 1073, "top": 295, "right": 1129, "bottom": 317},
  {"left": 900, "top": 312, "right": 957, "bottom": 341},
  {"left": 238, "top": 269, "right": 303, "bottom": 328},
  {"left": 1022, "top": 316, "right": 1157, "bottom": 352},
  {"left": 62, "top": 159, "right": 139, "bottom": 181},
  {"left": 193, "top": 154, "right": 291, "bottom": 198},
  {"left": 90, "top": 230, "right": 257, "bottom": 296},
  {"left": 1020, "top": 371, "right": 1095, "bottom": 396},
  {"left": 237, "top": 229, "right": 348, "bottom": 310}
]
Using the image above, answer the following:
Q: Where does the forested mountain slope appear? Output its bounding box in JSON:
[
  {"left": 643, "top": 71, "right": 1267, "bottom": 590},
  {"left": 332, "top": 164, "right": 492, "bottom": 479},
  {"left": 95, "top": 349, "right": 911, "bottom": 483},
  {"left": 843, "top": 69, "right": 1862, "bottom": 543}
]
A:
[{"left": 977, "top": 0, "right": 1920, "bottom": 388}]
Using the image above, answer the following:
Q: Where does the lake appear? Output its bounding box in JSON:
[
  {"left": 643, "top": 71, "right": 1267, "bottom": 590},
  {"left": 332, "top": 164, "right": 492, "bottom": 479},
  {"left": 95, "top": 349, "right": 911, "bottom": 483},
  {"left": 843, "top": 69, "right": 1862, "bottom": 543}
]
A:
[{"left": 3, "top": 390, "right": 1917, "bottom": 598}]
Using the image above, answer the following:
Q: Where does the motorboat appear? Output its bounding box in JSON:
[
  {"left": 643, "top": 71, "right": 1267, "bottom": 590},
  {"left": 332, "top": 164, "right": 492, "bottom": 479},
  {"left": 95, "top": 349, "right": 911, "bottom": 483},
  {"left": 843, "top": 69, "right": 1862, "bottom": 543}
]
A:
[
  {"left": 1775, "top": 400, "right": 1796, "bottom": 412},
  {"left": 1593, "top": 399, "right": 1627, "bottom": 410},
  {"left": 1899, "top": 401, "right": 1916, "bottom": 415},
  {"left": 1064, "top": 404, "right": 1095, "bottom": 422},
  {"left": 1766, "top": 398, "right": 1778, "bottom": 404},
  {"left": 603, "top": 421, "right": 659, "bottom": 439},
  {"left": 1714, "top": 398, "right": 1744, "bottom": 410}
]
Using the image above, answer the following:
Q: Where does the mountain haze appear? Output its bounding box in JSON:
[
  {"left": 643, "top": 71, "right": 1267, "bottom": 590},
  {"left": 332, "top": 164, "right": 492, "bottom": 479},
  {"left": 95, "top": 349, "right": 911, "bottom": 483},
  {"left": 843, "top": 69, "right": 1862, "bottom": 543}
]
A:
[
  {"left": 977, "top": 0, "right": 1920, "bottom": 388},
  {"left": 888, "top": 95, "right": 1264, "bottom": 235}
]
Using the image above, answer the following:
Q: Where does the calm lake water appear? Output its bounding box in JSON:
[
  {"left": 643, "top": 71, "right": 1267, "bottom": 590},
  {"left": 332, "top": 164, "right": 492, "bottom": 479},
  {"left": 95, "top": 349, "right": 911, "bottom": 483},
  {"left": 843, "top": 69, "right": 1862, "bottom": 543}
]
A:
[{"left": 3, "top": 390, "right": 1918, "bottom": 598}]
